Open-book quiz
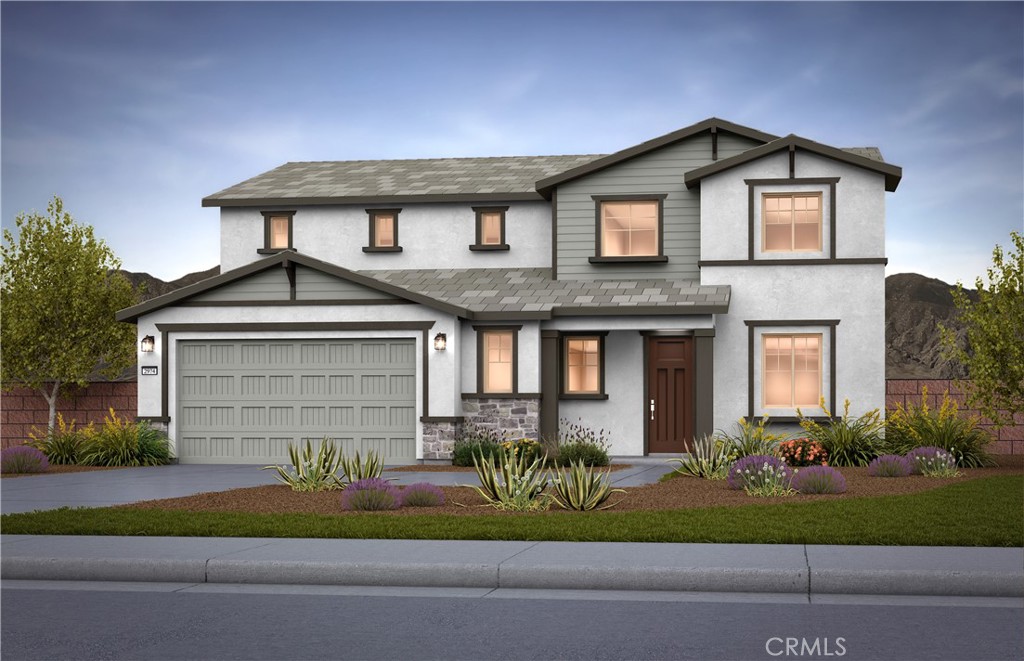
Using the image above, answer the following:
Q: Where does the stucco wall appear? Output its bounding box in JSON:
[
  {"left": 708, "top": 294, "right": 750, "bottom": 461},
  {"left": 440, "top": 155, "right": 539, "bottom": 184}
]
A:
[{"left": 220, "top": 201, "right": 552, "bottom": 273}]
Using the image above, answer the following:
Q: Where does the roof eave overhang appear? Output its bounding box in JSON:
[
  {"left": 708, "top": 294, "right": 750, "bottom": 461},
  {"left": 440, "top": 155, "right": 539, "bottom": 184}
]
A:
[
  {"left": 116, "top": 251, "right": 471, "bottom": 323},
  {"left": 534, "top": 117, "right": 779, "bottom": 199},
  {"left": 202, "top": 192, "right": 545, "bottom": 208},
  {"left": 684, "top": 135, "right": 903, "bottom": 192}
]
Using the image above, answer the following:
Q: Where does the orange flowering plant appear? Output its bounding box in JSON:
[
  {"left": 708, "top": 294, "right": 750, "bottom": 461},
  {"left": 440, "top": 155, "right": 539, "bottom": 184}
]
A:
[{"left": 777, "top": 437, "right": 828, "bottom": 467}]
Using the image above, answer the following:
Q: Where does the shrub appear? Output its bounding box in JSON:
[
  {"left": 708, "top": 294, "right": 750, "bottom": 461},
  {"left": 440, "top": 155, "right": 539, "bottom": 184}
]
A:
[
  {"left": 555, "top": 418, "right": 612, "bottom": 466},
  {"left": 726, "top": 454, "right": 795, "bottom": 497},
  {"left": 339, "top": 450, "right": 384, "bottom": 484},
  {"left": 500, "top": 438, "right": 543, "bottom": 465},
  {"left": 906, "top": 446, "right": 961, "bottom": 478},
  {"left": 262, "top": 439, "right": 343, "bottom": 492},
  {"left": 715, "top": 416, "right": 788, "bottom": 460},
  {"left": 668, "top": 434, "right": 732, "bottom": 480},
  {"left": 452, "top": 422, "right": 507, "bottom": 467},
  {"left": 342, "top": 478, "right": 401, "bottom": 511},
  {"left": 401, "top": 482, "right": 445, "bottom": 507},
  {"left": 1, "top": 445, "right": 50, "bottom": 474},
  {"left": 550, "top": 460, "right": 626, "bottom": 511},
  {"left": 867, "top": 454, "right": 913, "bottom": 478},
  {"left": 78, "top": 409, "right": 172, "bottom": 467},
  {"left": 28, "top": 413, "right": 91, "bottom": 465},
  {"left": 883, "top": 386, "right": 995, "bottom": 468},
  {"left": 776, "top": 438, "right": 828, "bottom": 467},
  {"left": 798, "top": 399, "right": 883, "bottom": 467},
  {"left": 469, "top": 446, "right": 550, "bottom": 511},
  {"left": 791, "top": 465, "right": 847, "bottom": 494}
]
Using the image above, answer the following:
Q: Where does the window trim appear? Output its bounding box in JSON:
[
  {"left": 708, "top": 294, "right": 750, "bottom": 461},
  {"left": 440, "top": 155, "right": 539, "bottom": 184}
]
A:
[
  {"left": 761, "top": 333, "right": 823, "bottom": 409},
  {"left": 470, "top": 206, "right": 510, "bottom": 251},
  {"left": 744, "top": 319, "right": 838, "bottom": 421},
  {"left": 590, "top": 194, "right": 668, "bottom": 263},
  {"left": 761, "top": 192, "right": 823, "bottom": 253},
  {"left": 744, "top": 178, "right": 838, "bottom": 260},
  {"left": 257, "top": 210, "right": 296, "bottom": 254},
  {"left": 363, "top": 208, "right": 403, "bottom": 253},
  {"left": 559, "top": 332, "right": 609, "bottom": 400},
  {"left": 473, "top": 325, "right": 521, "bottom": 396}
]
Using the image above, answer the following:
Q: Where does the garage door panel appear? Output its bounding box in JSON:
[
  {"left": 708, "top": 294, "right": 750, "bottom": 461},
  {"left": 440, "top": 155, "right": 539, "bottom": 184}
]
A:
[{"left": 177, "top": 338, "right": 416, "bottom": 464}]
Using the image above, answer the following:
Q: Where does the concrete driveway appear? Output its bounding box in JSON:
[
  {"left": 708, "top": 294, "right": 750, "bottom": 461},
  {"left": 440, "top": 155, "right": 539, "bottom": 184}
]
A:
[{"left": 1, "top": 459, "right": 674, "bottom": 514}]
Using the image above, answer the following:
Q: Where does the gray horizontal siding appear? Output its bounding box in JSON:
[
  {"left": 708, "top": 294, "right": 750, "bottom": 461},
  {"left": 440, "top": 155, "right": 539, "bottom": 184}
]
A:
[
  {"left": 192, "top": 268, "right": 289, "bottom": 302},
  {"left": 556, "top": 132, "right": 761, "bottom": 281},
  {"left": 295, "top": 266, "right": 397, "bottom": 301}
]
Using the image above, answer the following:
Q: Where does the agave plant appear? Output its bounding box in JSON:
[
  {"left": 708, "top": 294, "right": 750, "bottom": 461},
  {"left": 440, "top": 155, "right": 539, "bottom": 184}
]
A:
[
  {"left": 262, "top": 438, "right": 343, "bottom": 492},
  {"left": 550, "top": 460, "right": 625, "bottom": 511},
  {"left": 667, "top": 434, "right": 732, "bottom": 480},
  {"left": 468, "top": 446, "right": 550, "bottom": 511},
  {"left": 339, "top": 449, "right": 385, "bottom": 484}
]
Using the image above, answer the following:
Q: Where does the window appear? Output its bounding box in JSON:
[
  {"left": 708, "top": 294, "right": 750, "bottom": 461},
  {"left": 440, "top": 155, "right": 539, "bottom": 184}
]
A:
[
  {"left": 762, "top": 193, "right": 821, "bottom": 252},
  {"left": 763, "top": 334, "right": 822, "bottom": 408},
  {"left": 482, "top": 330, "right": 514, "bottom": 393},
  {"left": 259, "top": 211, "right": 295, "bottom": 253},
  {"left": 363, "top": 209, "right": 402, "bottom": 252},
  {"left": 590, "top": 195, "right": 667, "bottom": 263},
  {"left": 562, "top": 335, "right": 606, "bottom": 397},
  {"left": 470, "top": 206, "right": 509, "bottom": 250}
]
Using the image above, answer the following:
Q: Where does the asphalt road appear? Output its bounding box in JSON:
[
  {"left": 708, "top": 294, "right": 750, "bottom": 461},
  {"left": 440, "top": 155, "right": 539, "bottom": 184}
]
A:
[{"left": 2, "top": 581, "right": 1021, "bottom": 660}]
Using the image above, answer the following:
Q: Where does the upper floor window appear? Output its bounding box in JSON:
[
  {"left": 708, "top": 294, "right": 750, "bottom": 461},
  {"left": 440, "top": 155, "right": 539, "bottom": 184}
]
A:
[
  {"left": 762, "top": 193, "right": 821, "bottom": 252},
  {"left": 590, "top": 195, "right": 668, "bottom": 263},
  {"left": 259, "top": 210, "right": 295, "bottom": 253},
  {"left": 763, "top": 334, "right": 821, "bottom": 408},
  {"left": 363, "top": 208, "right": 403, "bottom": 253},
  {"left": 470, "top": 206, "right": 509, "bottom": 251}
]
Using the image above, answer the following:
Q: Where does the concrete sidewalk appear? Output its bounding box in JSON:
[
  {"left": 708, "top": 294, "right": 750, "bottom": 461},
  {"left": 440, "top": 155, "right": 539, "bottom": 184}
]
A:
[{"left": 2, "top": 536, "right": 1021, "bottom": 598}]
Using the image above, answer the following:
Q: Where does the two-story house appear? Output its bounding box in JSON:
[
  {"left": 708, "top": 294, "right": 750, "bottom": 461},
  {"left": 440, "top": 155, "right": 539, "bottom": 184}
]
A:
[{"left": 118, "top": 118, "right": 902, "bottom": 464}]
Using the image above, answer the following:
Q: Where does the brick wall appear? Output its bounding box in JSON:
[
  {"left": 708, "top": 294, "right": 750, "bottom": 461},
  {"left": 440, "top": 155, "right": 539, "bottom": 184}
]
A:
[
  {"left": 0, "top": 382, "right": 138, "bottom": 449},
  {"left": 885, "top": 379, "right": 1023, "bottom": 455}
]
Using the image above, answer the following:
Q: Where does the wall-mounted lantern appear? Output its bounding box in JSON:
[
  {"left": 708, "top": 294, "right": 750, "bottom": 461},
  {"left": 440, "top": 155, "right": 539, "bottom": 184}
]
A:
[
  {"left": 141, "top": 335, "right": 156, "bottom": 353},
  {"left": 433, "top": 333, "right": 447, "bottom": 351}
]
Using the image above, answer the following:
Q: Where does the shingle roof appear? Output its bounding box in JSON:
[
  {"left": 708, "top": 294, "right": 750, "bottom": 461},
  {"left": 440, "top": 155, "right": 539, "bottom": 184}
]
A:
[
  {"left": 840, "top": 147, "right": 885, "bottom": 162},
  {"left": 362, "top": 268, "right": 731, "bottom": 317},
  {"left": 202, "top": 155, "right": 605, "bottom": 207}
]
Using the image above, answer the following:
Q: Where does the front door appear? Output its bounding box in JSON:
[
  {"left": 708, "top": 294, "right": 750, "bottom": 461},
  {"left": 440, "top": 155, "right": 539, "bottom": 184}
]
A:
[{"left": 647, "top": 337, "right": 694, "bottom": 454}]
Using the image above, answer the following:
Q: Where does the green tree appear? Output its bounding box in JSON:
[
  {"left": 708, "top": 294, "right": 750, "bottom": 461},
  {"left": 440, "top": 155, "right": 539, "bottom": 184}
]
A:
[
  {"left": 941, "top": 231, "right": 1024, "bottom": 427},
  {"left": 1, "top": 196, "right": 139, "bottom": 431}
]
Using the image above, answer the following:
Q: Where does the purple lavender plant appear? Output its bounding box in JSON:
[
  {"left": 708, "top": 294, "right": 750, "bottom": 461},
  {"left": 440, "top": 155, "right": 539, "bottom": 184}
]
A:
[
  {"left": 791, "top": 465, "right": 847, "bottom": 494},
  {"left": 0, "top": 445, "right": 49, "bottom": 474},
  {"left": 867, "top": 454, "right": 913, "bottom": 478},
  {"left": 341, "top": 477, "right": 402, "bottom": 511},
  {"left": 401, "top": 482, "right": 446, "bottom": 507},
  {"left": 726, "top": 454, "right": 792, "bottom": 491}
]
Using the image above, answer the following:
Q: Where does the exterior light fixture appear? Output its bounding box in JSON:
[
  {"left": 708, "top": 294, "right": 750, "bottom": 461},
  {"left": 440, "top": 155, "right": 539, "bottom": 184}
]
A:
[
  {"left": 433, "top": 333, "right": 447, "bottom": 351},
  {"left": 141, "top": 335, "right": 156, "bottom": 353}
]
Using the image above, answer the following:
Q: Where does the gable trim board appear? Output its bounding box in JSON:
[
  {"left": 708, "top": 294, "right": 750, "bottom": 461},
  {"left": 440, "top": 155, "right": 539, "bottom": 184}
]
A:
[{"left": 685, "top": 134, "right": 902, "bottom": 192}]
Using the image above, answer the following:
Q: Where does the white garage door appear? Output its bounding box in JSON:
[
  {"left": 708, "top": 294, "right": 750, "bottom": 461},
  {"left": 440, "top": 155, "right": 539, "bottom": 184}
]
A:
[{"left": 176, "top": 339, "right": 416, "bottom": 464}]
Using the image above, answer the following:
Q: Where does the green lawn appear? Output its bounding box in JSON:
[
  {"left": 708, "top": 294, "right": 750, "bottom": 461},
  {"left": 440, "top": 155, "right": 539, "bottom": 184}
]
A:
[{"left": 2, "top": 476, "right": 1020, "bottom": 546}]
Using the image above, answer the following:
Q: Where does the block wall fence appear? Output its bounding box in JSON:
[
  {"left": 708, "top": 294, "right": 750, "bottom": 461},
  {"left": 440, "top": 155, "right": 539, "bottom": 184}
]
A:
[
  {"left": 2, "top": 379, "right": 1020, "bottom": 454},
  {"left": 1, "top": 382, "right": 138, "bottom": 449}
]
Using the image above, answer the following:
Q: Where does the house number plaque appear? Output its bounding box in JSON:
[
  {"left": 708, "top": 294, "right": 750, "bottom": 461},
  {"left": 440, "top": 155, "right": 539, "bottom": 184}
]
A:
[{"left": 141, "top": 366, "right": 158, "bottom": 376}]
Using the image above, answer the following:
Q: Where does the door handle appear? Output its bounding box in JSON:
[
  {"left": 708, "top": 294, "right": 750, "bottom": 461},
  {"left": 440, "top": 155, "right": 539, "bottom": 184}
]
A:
[{"left": 650, "top": 399, "right": 655, "bottom": 421}]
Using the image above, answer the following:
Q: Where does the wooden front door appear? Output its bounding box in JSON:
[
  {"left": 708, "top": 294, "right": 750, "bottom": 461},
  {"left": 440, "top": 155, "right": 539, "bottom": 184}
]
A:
[{"left": 647, "top": 337, "right": 694, "bottom": 454}]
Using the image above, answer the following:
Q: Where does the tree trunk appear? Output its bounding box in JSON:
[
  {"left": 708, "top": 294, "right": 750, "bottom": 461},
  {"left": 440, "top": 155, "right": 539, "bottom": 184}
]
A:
[{"left": 39, "top": 380, "right": 62, "bottom": 432}]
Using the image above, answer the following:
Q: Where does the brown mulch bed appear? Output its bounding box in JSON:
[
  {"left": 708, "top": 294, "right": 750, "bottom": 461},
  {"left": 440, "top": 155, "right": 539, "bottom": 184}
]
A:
[
  {"left": 120, "top": 456, "right": 1023, "bottom": 517},
  {"left": 1, "top": 465, "right": 129, "bottom": 479},
  {"left": 386, "top": 463, "right": 630, "bottom": 472}
]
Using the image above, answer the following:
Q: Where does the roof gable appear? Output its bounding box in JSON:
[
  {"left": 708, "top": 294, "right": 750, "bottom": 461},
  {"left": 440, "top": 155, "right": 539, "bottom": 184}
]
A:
[
  {"left": 684, "top": 134, "right": 903, "bottom": 191},
  {"left": 533, "top": 117, "right": 779, "bottom": 197}
]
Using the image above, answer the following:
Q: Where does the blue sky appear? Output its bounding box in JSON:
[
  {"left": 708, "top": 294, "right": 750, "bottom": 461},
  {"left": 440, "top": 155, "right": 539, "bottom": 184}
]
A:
[{"left": 2, "top": 1, "right": 1022, "bottom": 283}]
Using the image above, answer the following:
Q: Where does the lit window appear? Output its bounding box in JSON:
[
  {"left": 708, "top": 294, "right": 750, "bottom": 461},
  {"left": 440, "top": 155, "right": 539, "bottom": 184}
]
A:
[
  {"left": 565, "top": 336, "right": 602, "bottom": 394},
  {"left": 763, "top": 193, "right": 821, "bottom": 252},
  {"left": 364, "top": 209, "right": 402, "bottom": 252},
  {"left": 601, "top": 200, "right": 659, "bottom": 257},
  {"left": 481, "top": 212, "right": 502, "bottom": 245},
  {"left": 483, "top": 331, "right": 513, "bottom": 394},
  {"left": 763, "top": 334, "right": 821, "bottom": 407},
  {"left": 260, "top": 211, "right": 295, "bottom": 252}
]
